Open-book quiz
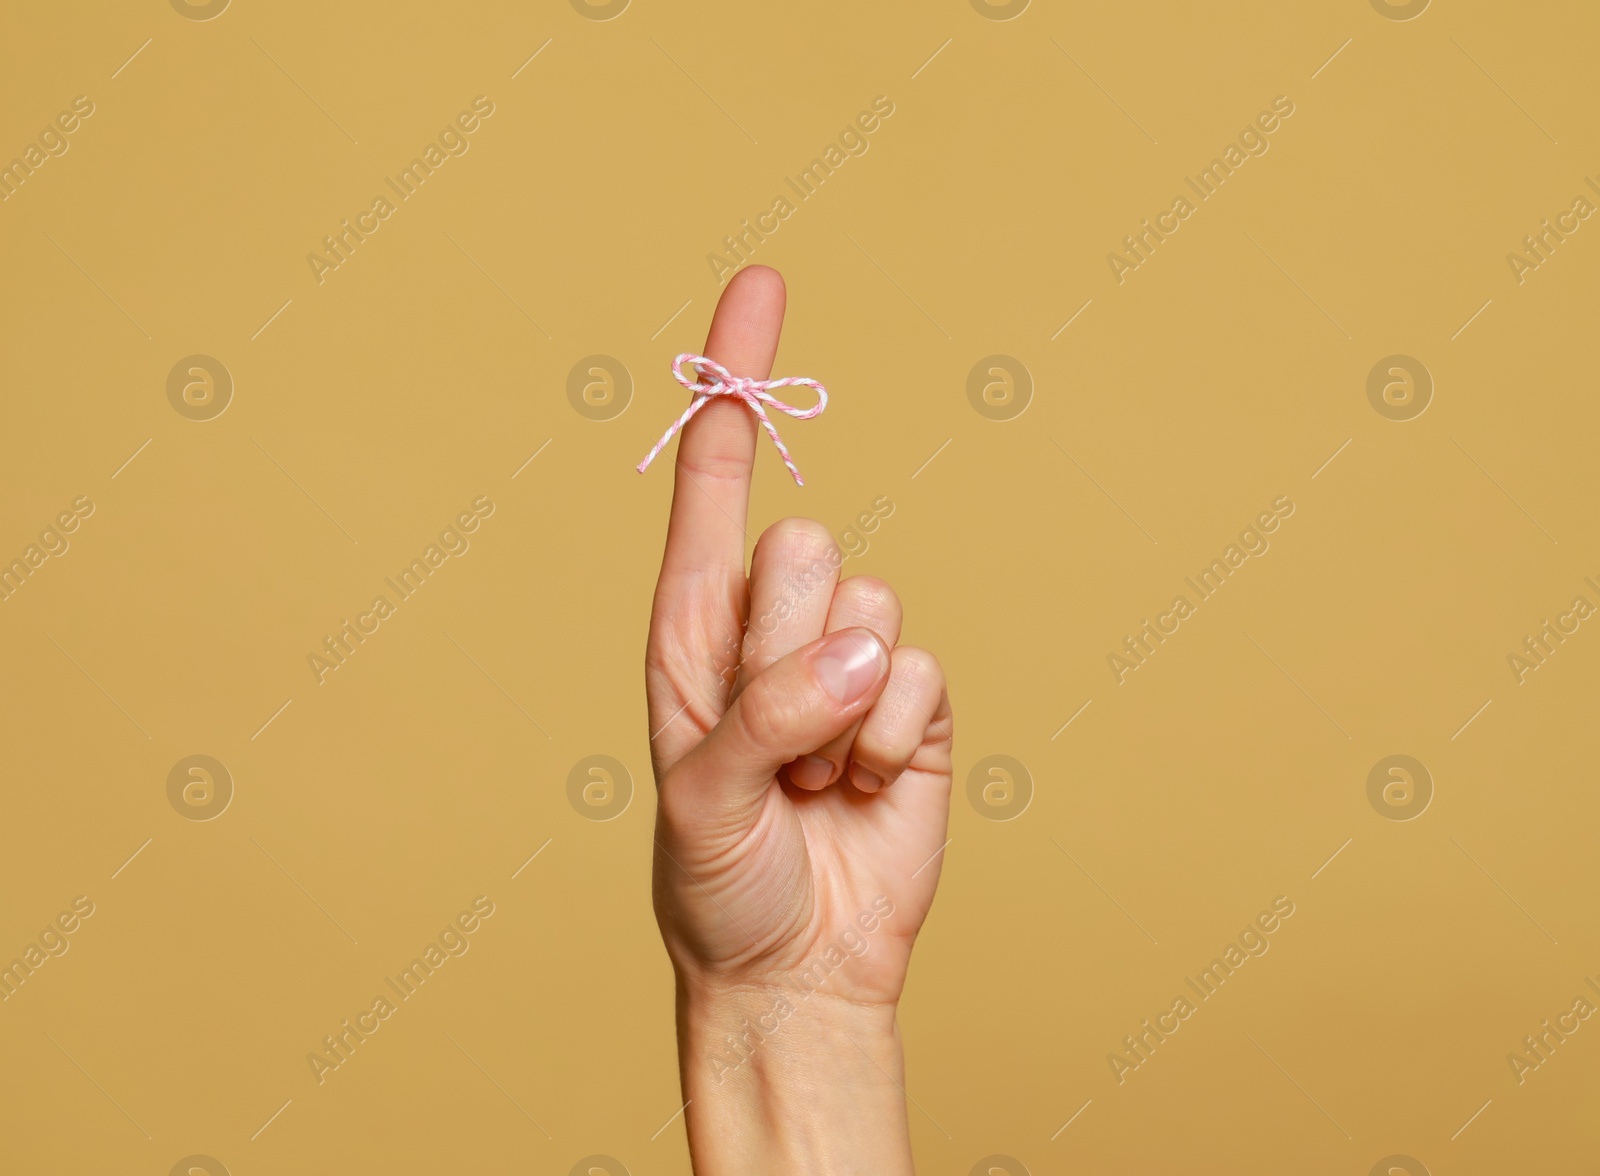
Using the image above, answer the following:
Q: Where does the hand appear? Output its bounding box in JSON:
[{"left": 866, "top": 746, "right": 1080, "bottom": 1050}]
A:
[{"left": 644, "top": 265, "right": 952, "bottom": 1174}]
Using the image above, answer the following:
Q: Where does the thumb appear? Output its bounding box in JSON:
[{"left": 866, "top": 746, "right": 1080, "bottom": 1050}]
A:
[{"left": 675, "top": 627, "right": 891, "bottom": 811}]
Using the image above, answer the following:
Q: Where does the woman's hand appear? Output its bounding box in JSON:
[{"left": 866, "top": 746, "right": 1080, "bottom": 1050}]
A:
[{"left": 644, "top": 265, "right": 953, "bottom": 1174}]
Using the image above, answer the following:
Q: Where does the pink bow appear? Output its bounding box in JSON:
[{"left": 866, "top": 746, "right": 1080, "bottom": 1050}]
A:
[{"left": 636, "top": 353, "right": 828, "bottom": 486}]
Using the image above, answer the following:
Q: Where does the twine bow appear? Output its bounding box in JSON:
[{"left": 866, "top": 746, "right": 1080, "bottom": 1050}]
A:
[{"left": 636, "top": 353, "right": 828, "bottom": 486}]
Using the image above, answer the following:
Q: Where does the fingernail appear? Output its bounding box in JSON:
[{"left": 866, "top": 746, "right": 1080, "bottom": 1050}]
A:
[
  {"left": 789, "top": 754, "right": 833, "bottom": 789},
  {"left": 814, "top": 630, "right": 889, "bottom": 703},
  {"left": 851, "top": 764, "right": 884, "bottom": 793}
]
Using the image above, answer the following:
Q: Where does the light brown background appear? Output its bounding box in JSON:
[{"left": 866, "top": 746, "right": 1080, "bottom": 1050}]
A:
[{"left": 1, "top": 0, "right": 1596, "bottom": 1172}]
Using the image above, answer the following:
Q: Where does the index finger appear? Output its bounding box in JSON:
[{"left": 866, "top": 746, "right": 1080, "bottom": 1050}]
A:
[{"left": 655, "top": 265, "right": 787, "bottom": 587}]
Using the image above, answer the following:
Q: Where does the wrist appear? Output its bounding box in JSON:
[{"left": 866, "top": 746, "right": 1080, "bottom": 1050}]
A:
[{"left": 676, "top": 976, "right": 913, "bottom": 1175}]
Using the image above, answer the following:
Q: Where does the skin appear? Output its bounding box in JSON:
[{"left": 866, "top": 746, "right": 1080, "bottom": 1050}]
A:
[{"left": 645, "top": 265, "right": 954, "bottom": 1174}]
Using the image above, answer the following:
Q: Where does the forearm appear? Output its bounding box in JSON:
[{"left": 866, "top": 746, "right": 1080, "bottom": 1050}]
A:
[{"left": 676, "top": 977, "right": 915, "bottom": 1175}]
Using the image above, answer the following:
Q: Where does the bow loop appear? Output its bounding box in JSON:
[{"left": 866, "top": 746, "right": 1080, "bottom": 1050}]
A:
[{"left": 637, "top": 352, "right": 829, "bottom": 485}]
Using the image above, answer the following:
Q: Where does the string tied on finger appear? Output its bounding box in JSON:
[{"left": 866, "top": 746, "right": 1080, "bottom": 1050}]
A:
[{"left": 636, "top": 353, "right": 828, "bottom": 486}]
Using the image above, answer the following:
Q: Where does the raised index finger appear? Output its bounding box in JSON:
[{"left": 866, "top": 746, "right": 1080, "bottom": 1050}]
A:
[{"left": 655, "top": 265, "right": 787, "bottom": 587}]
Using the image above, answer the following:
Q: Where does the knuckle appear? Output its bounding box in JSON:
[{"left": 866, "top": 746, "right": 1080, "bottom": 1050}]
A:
[
  {"left": 734, "top": 674, "right": 794, "bottom": 751},
  {"left": 678, "top": 445, "right": 752, "bottom": 486},
  {"left": 893, "top": 646, "right": 944, "bottom": 689},
  {"left": 854, "top": 721, "right": 916, "bottom": 768},
  {"left": 838, "top": 575, "right": 901, "bottom": 619},
  {"left": 759, "top": 517, "right": 839, "bottom": 565}
]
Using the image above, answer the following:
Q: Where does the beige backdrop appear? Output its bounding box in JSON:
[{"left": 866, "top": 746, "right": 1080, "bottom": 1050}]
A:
[{"left": 1, "top": 1, "right": 1597, "bottom": 1173}]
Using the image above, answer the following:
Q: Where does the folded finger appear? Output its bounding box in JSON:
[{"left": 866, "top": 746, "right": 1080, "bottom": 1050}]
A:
[
  {"left": 847, "top": 646, "right": 946, "bottom": 793},
  {"left": 734, "top": 518, "right": 840, "bottom": 700},
  {"left": 785, "top": 576, "right": 903, "bottom": 790}
]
